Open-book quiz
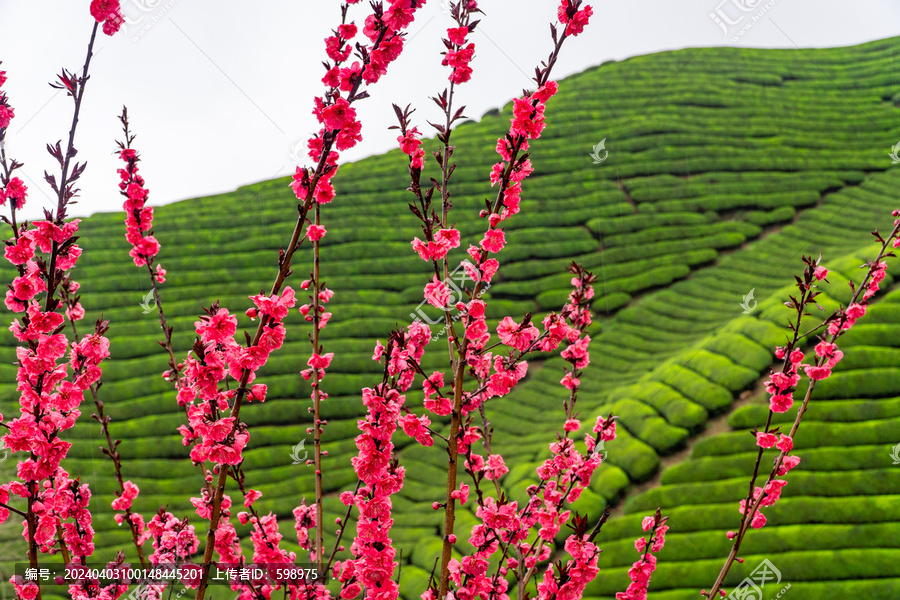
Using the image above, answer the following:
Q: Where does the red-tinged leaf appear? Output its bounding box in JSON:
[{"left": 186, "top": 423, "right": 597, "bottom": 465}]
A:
[
  {"left": 43, "top": 171, "right": 59, "bottom": 195},
  {"left": 71, "top": 161, "right": 87, "bottom": 181}
]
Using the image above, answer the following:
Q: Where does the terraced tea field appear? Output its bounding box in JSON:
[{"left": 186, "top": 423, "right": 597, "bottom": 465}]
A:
[{"left": 3, "top": 36, "right": 900, "bottom": 599}]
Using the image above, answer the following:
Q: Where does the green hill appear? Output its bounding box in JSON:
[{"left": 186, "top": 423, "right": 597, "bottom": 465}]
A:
[{"left": 3, "top": 36, "right": 900, "bottom": 599}]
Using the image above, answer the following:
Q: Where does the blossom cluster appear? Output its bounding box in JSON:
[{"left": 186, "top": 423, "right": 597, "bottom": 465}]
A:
[
  {"left": 0, "top": 66, "right": 14, "bottom": 131},
  {"left": 114, "top": 510, "right": 203, "bottom": 600},
  {"left": 193, "top": 486, "right": 257, "bottom": 599},
  {"left": 441, "top": 1, "right": 481, "bottom": 84},
  {"left": 1, "top": 22, "right": 124, "bottom": 600},
  {"left": 533, "top": 270, "right": 615, "bottom": 600},
  {"left": 531, "top": 421, "right": 610, "bottom": 599},
  {"left": 110, "top": 479, "right": 150, "bottom": 540},
  {"left": 292, "top": 0, "right": 428, "bottom": 207},
  {"left": 91, "top": 0, "right": 125, "bottom": 35},
  {"left": 117, "top": 143, "right": 165, "bottom": 281},
  {"left": 745, "top": 253, "right": 888, "bottom": 533},
  {"left": 616, "top": 512, "right": 669, "bottom": 600},
  {"left": 2, "top": 216, "right": 102, "bottom": 479},
  {"left": 412, "top": 265, "right": 612, "bottom": 599},
  {"left": 389, "top": 4, "right": 616, "bottom": 598},
  {"left": 2, "top": 203, "right": 108, "bottom": 600},
  {"left": 176, "top": 291, "right": 293, "bottom": 465},
  {"left": 283, "top": 2, "right": 430, "bottom": 580},
  {"left": 558, "top": 0, "right": 594, "bottom": 37},
  {"left": 147, "top": 509, "right": 200, "bottom": 567},
  {"left": 0, "top": 67, "right": 28, "bottom": 211},
  {"left": 703, "top": 221, "right": 900, "bottom": 598},
  {"left": 0, "top": 172, "right": 26, "bottom": 210},
  {"left": 334, "top": 323, "right": 432, "bottom": 599},
  {"left": 90, "top": 0, "right": 125, "bottom": 36},
  {"left": 248, "top": 504, "right": 302, "bottom": 599}
]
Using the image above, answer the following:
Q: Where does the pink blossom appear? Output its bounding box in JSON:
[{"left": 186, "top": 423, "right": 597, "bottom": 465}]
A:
[
  {"left": 804, "top": 364, "right": 832, "bottom": 381},
  {"left": 322, "top": 98, "right": 357, "bottom": 131},
  {"left": 481, "top": 229, "right": 506, "bottom": 253},
  {"left": 195, "top": 308, "right": 237, "bottom": 344},
  {"left": 128, "top": 235, "right": 161, "bottom": 266},
  {"left": 755, "top": 432, "right": 777, "bottom": 449},
  {"left": 398, "top": 126, "right": 422, "bottom": 155},
  {"left": 612, "top": 513, "right": 666, "bottom": 600},
  {"left": 846, "top": 303, "right": 866, "bottom": 320},
  {"left": 561, "top": 335, "right": 591, "bottom": 369},
  {"left": 777, "top": 455, "right": 801, "bottom": 476},
  {"left": 593, "top": 415, "right": 617, "bottom": 441},
  {"left": 399, "top": 413, "right": 434, "bottom": 447},
  {"left": 244, "top": 488, "right": 262, "bottom": 507},
  {"left": 483, "top": 454, "right": 509, "bottom": 480},
  {"left": 372, "top": 340, "right": 385, "bottom": 361},
  {"left": 307, "top": 352, "right": 334, "bottom": 370},
  {"left": 465, "top": 318, "right": 488, "bottom": 341},
  {"left": 511, "top": 97, "right": 546, "bottom": 139},
  {"left": 769, "top": 393, "right": 793, "bottom": 413},
  {"left": 776, "top": 434, "right": 793, "bottom": 452},
  {"left": 750, "top": 511, "right": 766, "bottom": 529},
  {"left": 0, "top": 105, "right": 14, "bottom": 129},
  {"left": 447, "top": 26, "right": 468, "bottom": 45},
  {"left": 4, "top": 236, "right": 35, "bottom": 265},
  {"left": 251, "top": 287, "right": 296, "bottom": 320},
  {"left": 4, "top": 177, "right": 28, "bottom": 209},
  {"left": 565, "top": 5, "right": 593, "bottom": 36},
  {"left": 424, "top": 275, "right": 451, "bottom": 309},
  {"left": 496, "top": 316, "right": 539, "bottom": 352},
  {"left": 534, "top": 81, "right": 559, "bottom": 103},
  {"left": 762, "top": 480, "right": 788, "bottom": 507},
  {"left": 91, "top": 0, "right": 125, "bottom": 34},
  {"left": 306, "top": 224, "right": 327, "bottom": 241},
  {"left": 247, "top": 384, "right": 268, "bottom": 403}
]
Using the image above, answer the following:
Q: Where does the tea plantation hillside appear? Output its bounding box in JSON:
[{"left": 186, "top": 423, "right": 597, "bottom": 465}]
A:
[
  {"left": 2, "top": 37, "right": 900, "bottom": 599},
  {"left": 593, "top": 281, "right": 900, "bottom": 599}
]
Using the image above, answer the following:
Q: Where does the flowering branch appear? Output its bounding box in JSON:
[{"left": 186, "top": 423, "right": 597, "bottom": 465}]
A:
[
  {"left": 614, "top": 510, "right": 669, "bottom": 600},
  {"left": 1, "top": 5, "right": 124, "bottom": 598},
  {"left": 190, "top": 3, "right": 428, "bottom": 599},
  {"left": 430, "top": 4, "right": 593, "bottom": 596},
  {"left": 704, "top": 214, "right": 900, "bottom": 598}
]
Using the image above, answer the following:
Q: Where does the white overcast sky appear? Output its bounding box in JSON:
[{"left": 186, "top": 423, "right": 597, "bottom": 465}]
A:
[{"left": 1, "top": 0, "right": 899, "bottom": 221}]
